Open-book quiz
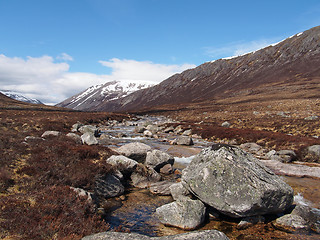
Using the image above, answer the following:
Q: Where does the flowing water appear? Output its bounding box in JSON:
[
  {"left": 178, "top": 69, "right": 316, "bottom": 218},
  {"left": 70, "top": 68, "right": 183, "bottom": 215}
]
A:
[{"left": 101, "top": 116, "right": 320, "bottom": 239}]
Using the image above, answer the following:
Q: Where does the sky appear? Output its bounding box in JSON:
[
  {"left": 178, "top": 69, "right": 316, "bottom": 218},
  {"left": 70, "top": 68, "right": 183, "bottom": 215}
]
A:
[{"left": 0, "top": 0, "right": 320, "bottom": 105}]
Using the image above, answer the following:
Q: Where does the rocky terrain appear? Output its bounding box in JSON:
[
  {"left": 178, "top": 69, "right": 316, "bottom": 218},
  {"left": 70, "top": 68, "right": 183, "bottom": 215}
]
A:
[{"left": 2, "top": 91, "right": 319, "bottom": 239}]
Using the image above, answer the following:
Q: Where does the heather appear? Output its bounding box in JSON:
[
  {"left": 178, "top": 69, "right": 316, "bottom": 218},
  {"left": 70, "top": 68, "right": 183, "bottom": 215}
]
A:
[{"left": 0, "top": 109, "right": 128, "bottom": 239}]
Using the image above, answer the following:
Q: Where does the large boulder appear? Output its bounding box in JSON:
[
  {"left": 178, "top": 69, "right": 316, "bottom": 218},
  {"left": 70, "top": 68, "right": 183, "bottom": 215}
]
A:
[
  {"left": 82, "top": 230, "right": 229, "bottom": 240},
  {"left": 145, "top": 150, "right": 174, "bottom": 171},
  {"left": 81, "top": 132, "right": 98, "bottom": 145},
  {"left": 273, "top": 204, "right": 320, "bottom": 233},
  {"left": 79, "top": 125, "right": 99, "bottom": 136},
  {"left": 169, "top": 182, "right": 190, "bottom": 200},
  {"left": 116, "top": 142, "right": 152, "bottom": 163},
  {"left": 156, "top": 197, "right": 206, "bottom": 230},
  {"left": 182, "top": 144, "right": 294, "bottom": 218},
  {"left": 149, "top": 181, "right": 175, "bottom": 195},
  {"left": 106, "top": 155, "right": 138, "bottom": 172},
  {"left": 176, "top": 136, "right": 194, "bottom": 146},
  {"left": 94, "top": 174, "right": 124, "bottom": 198},
  {"left": 130, "top": 164, "right": 161, "bottom": 188}
]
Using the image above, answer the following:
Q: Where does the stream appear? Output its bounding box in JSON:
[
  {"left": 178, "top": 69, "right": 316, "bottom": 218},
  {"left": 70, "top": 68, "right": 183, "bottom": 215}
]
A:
[{"left": 99, "top": 115, "right": 320, "bottom": 239}]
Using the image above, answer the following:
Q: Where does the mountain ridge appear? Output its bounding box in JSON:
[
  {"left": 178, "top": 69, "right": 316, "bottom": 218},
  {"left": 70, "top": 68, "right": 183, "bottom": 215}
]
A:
[
  {"left": 89, "top": 25, "right": 320, "bottom": 112},
  {"left": 56, "top": 80, "right": 154, "bottom": 111}
]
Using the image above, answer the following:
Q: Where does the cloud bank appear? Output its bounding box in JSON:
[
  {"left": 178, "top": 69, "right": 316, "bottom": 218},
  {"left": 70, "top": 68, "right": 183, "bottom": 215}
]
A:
[{"left": 0, "top": 54, "right": 195, "bottom": 105}]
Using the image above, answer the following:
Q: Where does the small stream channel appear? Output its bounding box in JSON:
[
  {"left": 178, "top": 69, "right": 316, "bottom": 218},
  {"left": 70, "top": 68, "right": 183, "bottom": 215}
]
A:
[{"left": 99, "top": 116, "right": 320, "bottom": 239}]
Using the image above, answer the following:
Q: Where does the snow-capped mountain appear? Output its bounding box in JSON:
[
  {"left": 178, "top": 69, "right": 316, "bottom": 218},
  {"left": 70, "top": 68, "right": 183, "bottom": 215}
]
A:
[
  {"left": 56, "top": 80, "right": 154, "bottom": 111},
  {"left": 0, "top": 90, "right": 43, "bottom": 104},
  {"left": 90, "top": 25, "right": 320, "bottom": 112}
]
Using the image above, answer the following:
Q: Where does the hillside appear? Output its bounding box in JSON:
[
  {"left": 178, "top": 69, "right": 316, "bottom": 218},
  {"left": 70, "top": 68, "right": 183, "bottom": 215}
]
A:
[
  {"left": 57, "top": 80, "right": 154, "bottom": 111},
  {"left": 92, "top": 26, "right": 320, "bottom": 113}
]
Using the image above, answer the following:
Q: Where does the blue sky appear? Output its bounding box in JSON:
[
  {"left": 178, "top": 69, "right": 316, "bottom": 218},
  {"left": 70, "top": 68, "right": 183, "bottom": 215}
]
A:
[{"left": 0, "top": 0, "right": 320, "bottom": 104}]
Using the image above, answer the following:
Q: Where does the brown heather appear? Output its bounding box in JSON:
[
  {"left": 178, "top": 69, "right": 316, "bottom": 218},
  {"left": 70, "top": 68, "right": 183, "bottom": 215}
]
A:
[{"left": 0, "top": 106, "right": 128, "bottom": 239}]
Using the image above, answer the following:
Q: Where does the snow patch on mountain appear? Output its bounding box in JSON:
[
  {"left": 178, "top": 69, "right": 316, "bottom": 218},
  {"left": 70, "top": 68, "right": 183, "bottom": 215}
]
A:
[
  {"left": 0, "top": 90, "right": 43, "bottom": 104},
  {"left": 57, "top": 80, "right": 155, "bottom": 111}
]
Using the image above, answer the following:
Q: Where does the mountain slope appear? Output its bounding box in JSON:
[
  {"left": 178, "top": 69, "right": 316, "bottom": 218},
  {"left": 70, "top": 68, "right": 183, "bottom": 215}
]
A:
[
  {"left": 93, "top": 26, "right": 320, "bottom": 112},
  {"left": 0, "top": 90, "right": 43, "bottom": 104},
  {"left": 56, "top": 80, "right": 154, "bottom": 111}
]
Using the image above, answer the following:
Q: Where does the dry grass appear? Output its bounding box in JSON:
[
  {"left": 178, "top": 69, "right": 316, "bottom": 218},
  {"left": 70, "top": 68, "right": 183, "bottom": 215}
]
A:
[{"left": 0, "top": 108, "right": 129, "bottom": 239}]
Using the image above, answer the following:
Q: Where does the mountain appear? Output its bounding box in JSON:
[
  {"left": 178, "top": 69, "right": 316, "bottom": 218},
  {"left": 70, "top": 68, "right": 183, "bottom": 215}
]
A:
[
  {"left": 56, "top": 80, "right": 154, "bottom": 111},
  {"left": 89, "top": 25, "right": 320, "bottom": 112},
  {"left": 0, "top": 90, "right": 43, "bottom": 104}
]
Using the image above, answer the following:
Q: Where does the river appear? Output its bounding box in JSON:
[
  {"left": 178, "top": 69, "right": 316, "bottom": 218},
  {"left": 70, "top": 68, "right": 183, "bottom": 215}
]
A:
[{"left": 100, "top": 115, "right": 320, "bottom": 239}]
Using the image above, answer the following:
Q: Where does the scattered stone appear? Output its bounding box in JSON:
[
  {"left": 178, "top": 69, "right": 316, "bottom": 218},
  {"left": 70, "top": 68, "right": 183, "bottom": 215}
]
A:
[
  {"left": 182, "top": 129, "right": 192, "bottom": 136},
  {"left": 130, "top": 164, "right": 161, "bottom": 188},
  {"left": 221, "top": 121, "right": 230, "bottom": 127},
  {"left": 143, "top": 130, "right": 153, "bottom": 138},
  {"left": 174, "top": 125, "right": 184, "bottom": 134},
  {"left": 273, "top": 204, "right": 320, "bottom": 233},
  {"left": 163, "top": 126, "right": 174, "bottom": 133},
  {"left": 81, "top": 230, "right": 230, "bottom": 240},
  {"left": 304, "top": 116, "right": 319, "bottom": 121},
  {"left": 182, "top": 145, "right": 293, "bottom": 218},
  {"left": 261, "top": 159, "right": 320, "bottom": 178},
  {"left": 176, "top": 136, "right": 194, "bottom": 146},
  {"left": 156, "top": 197, "right": 206, "bottom": 230},
  {"left": 106, "top": 155, "right": 138, "bottom": 172},
  {"left": 160, "top": 164, "right": 173, "bottom": 174},
  {"left": 71, "top": 122, "right": 83, "bottom": 132},
  {"left": 24, "top": 136, "right": 44, "bottom": 142},
  {"left": 145, "top": 150, "right": 174, "bottom": 171},
  {"left": 239, "top": 142, "right": 262, "bottom": 154},
  {"left": 134, "top": 125, "right": 145, "bottom": 133},
  {"left": 70, "top": 187, "right": 93, "bottom": 202},
  {"left": 149, "top": 181, "right": 175, "bottom": 195},
  {"left": 66, "top": 132, "right": 82, "bottom": 143},
  {"left": 79, "top": 125, "right": 99, "bottom": 136},
  {"left": 94, "top": 174, "right": 124, "bottom": 198},
  {"left": 169, "top": 182, "right": 190, "bottom": 200},
  {"left": 146, "top": 124, "right": 159, "bottom": 134},
  {"left": 81, "top": 132, "right": 98, "bottom": 145},
  {"left": 307, "top": 145, "right": 320, "bottom": 157},
  {"left": 271, "top": 150, "right": 297, "bottom": 163},
  {"left": 41, "top": 131, "right": 60, "bottom": 138},
  {"left": 116, "top": 142, "right": 152, "bottom": 163},
  {"left": 237, "top": 216, "right": 265, "bottom": 230}
]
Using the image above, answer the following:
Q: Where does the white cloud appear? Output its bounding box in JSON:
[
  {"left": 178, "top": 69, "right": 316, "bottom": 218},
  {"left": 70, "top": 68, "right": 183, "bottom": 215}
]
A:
[
  {"left": 99, "top": 58, "right": 195, "bottom": 83},
  {"left": 56, "top": 53, "right": 74, "bottom": 61},
  {"left": 0, "top": 54, "right": 195, "bottom": 105},
  {"left": 205, "top": 38, "right": 279, "bottom": 59}
]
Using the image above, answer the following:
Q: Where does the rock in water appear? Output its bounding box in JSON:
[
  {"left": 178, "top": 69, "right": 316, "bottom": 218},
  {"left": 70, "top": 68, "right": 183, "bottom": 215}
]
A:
[
  {"left": 145, "top": 149, "right": 174, "bottom": 171},
  {"left": 182, "top": 144, "right": 293, "bottom": 218},
  {"left": 94, "top": 174, "right": 124, "bottom": 198},
  {"left": 116, "top": 142, "right": 151, "bottom": 163},
  {"left": 156, "top": 197, "right": 206, "bottom": 230},
  {"left": 81, "top": 230, "right": 230, "bottom": 240}
]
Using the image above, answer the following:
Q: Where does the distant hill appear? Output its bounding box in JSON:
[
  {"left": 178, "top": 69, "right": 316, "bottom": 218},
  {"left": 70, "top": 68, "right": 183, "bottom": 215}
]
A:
[
  {"left": 56, "top": 80, "right": 154, "bottom": 111},
  {"left": 82, "top": 25, "right": 320, "bottom": 113},
  {"left": 0, "top": 90, "right": 43, "bottom": 104}
]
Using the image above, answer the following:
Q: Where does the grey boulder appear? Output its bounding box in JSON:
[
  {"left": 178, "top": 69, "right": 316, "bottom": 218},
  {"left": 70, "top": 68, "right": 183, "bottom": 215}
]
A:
[
  {"left": 81, "top": 132, "right": 98, "bottom": 145},
  {"left": 116, "top": 142, "right": 152, "bottom": 163},
  {"left": 130, "top": 164, "right": 161, "bottom": 188},
  {"left": 182, "top": 144, "right": 294, "bottom": 218},
  {"left": 94, "top": 174, "right": 124, "bottom": 198},
  {"left": 106, "top": 155, "right": 138, "bottom": 172},
  {"left": 82, "top": 230, "right": 229, "bottom": 240},
  {"left": 156, "top": 197, "right": 206, "bottom": 230},
  {"left": 145, "top": 149, "right": 174, "bottom": 171},
  {"left": 176, "top": 136, "right": 194, "bottom": 146}
]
